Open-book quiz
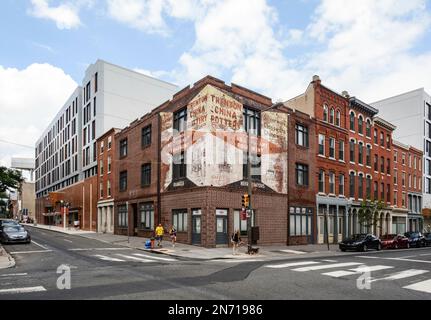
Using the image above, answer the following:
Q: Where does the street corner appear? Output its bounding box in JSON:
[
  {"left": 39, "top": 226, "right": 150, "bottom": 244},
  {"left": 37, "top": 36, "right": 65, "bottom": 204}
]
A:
[{"left": 0, "top": 246, "right": 16, "bottom": 269}]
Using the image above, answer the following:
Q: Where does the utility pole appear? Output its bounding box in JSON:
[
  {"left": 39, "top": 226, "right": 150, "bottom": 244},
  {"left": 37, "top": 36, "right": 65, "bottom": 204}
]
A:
[{"left": 247, "top": 129, "right": 252, "bottom": 255}]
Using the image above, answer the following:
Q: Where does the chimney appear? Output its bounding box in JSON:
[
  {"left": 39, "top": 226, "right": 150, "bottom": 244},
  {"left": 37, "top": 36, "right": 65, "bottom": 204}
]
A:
[
  {"left": 312, "top": 75, "right": 321, "bottom": 83},
  {"left": 342, "top": 91, "right": 350, "bottom": 98}
]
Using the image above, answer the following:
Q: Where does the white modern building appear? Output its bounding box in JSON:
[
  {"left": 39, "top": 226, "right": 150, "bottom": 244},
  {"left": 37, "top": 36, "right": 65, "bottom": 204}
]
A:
[
  {"left": 372, "top": 88, "right": 431, "bottom": 208},
  {"left": 35, "top": 60, "right": 178, "bottom": 202}
]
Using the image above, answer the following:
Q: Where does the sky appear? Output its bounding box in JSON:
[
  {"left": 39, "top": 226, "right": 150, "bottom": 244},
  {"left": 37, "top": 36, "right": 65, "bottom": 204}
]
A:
[{"left": 1, "top": 0, "right": 431, "bottom": 169}]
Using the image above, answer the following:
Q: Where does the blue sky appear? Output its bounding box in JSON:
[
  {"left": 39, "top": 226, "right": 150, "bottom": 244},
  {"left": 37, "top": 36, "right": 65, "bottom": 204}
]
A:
[{"left": 0, "top": 0, "right": 431, "bottom": 167}]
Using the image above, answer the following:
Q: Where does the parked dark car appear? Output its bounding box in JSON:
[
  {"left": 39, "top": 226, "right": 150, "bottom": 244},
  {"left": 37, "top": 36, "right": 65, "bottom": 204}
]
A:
[
  {"left": 0, "top": 220, "right": 20, "bottom": 229},
  {"left": 0, "top": 225, "right": 31, "bottom": 244},
  {"left": 404, "top": 232, "right": 426, "bottom": 248},
  {"left": 339, "top": 234, "right": 382, "bottom": 252},
  {"left": 424, "top": 233, "right": 431, "bottom": 247},
  {"left": 380, "top": 234, "right": 410, "bottom": 249}
]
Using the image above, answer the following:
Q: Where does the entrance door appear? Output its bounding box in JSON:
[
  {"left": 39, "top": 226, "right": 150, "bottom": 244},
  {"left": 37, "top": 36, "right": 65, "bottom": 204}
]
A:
[
  {"left": 132, "top": 204, "right": 138, "bottom": 236},
  {"left": 216, "top": 209, "right": 228, "bottom": 245},
  {"left": 192, "top": 216, "right": 201, "bottom": 245}
]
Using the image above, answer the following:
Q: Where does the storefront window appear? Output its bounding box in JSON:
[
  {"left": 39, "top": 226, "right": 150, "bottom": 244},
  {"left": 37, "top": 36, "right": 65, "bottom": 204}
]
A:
[
  {"left": 139, "top": 203, "right": 154, "bottom": 230},
  {"left": 289, "top": 207, "right": 313, "bottom": 237}
]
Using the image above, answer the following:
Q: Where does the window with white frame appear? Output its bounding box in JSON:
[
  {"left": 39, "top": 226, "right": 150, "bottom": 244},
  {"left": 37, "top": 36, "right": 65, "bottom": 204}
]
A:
[
  {"left": 319, "top": 134, "right": 325, "bottom": 156},
  {"left": 329, "top": 172, "right": 335, "bottom": 194},
  {"left": 140, "top": 203, "right": 154, "bottom": 230},
  {"left": 319, "top": 170, "right": 325, "bottom": 193},
  {"left": 173, "top": 210, "right": 188, "bottom": 232},
  {"left": 339, "top": 174, "right": 345, "bottom": 196},
  {"left": 118, "top": 205, "right": 128, "bottom": 228},
  {"left": 339, "top": 141, "right": 345, "bottom": 161},
  {"left": 289, "top": 207, "right": 313, "bottom": 237},
  {"left": 329, "top": 138, "right": 335, "bottom": 159}
]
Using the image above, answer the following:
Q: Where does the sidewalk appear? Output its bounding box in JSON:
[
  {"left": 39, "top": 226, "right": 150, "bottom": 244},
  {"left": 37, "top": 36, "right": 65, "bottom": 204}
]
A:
[
  {"left": 0, "top": 245, "right": 15, "bottom": 269},
  {"left": 26, "top": 223, "right": 343, "bottom": 261}
]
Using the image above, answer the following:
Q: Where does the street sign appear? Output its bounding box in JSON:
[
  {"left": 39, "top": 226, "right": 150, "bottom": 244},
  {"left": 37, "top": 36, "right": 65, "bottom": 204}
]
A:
[{"left": 246, "top": 209, "right": 254, "bottom": 218}]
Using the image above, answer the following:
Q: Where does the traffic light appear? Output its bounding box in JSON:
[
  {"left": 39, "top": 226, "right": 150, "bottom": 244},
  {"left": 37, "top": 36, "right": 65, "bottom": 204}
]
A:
[{"left": 242, "top": 193, "right": 250, "bottom": 209}]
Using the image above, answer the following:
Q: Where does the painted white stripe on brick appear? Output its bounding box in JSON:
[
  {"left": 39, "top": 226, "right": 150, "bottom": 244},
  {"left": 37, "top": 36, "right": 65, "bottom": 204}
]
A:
[
  {"left": 403, "top": 279, "right": 431, "bottom": 294},
  {"left": 0, "top": 286, "right": 46, "bottom": 294},
  {"left": 371, "top": 269, "right": 429, "bottom": 282},
  {"left": 293, "top": 262, "right": 363, "bottom": 272},
  {"left": 116, "top": 254, "right": 153, "bottom": 262},
  {"left": 94, "top": 255, "right": 125, "bottom": 262},
  {"left": 133, "top": 253, "right": 176, "bottom": 262},
  {"left": 265, "top": 261, "right": 320, "bottom": 269}
]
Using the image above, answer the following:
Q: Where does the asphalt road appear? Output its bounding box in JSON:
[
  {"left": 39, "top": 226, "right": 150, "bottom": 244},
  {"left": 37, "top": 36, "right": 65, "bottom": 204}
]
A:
[{"left": 1, "top": 226, "right": 431, "bottom": 300}]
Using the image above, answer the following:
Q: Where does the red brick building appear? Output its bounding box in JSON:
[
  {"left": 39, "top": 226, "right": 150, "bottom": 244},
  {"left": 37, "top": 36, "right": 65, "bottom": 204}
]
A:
[
  {"left": 287, "top": 76, "right": 350, "bottom": 244},
  {"left": 113, "top": 76, "right": 289, "bottom": 247},
  {"left": 96, "top": 128, "right": 121, "bottom": 233},
  {"left": 393, "top": 140, "right": 424, "bottom": 232}
]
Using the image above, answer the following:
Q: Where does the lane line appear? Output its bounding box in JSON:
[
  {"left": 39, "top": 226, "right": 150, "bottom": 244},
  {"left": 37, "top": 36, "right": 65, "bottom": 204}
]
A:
[
  {"left": 0, "top": 273, "right": 28, "bottom": 277},
  {"left": 93, "top": 255, "right": 125, "bottom": 262},
  {"left": 265, "top": 261, "right": 320, "bottom": 269},
  {"left": 0, "top": 286, "right": 46, "bottom": 294},
  {"left": 293, "top": 262, "right": 363, "bottom": 272},
  {"left": 10, "top": 250, "right": 53, "bottom": 254},
  {"left": 31, "top": 240, "right": 49, "bottom": 250},
  {"left": 420, "top": 253, "right": 431, "bottom": 256},
  {"left": 371, "top": 269, "right": 429, "bottom": 282},
  {"left": 321, "top": 260, "right": 338, "bottom": 263},
  {"left": 68, "top": 248, "right": 132, "bottom": 251},
  {"left": 280, "top": 249, "right": 307, "bottom": 255},
  {"left": 403, "top": 279, "right": 431, "bottom": 294},
  {"left": 63, "top": 239, "right": 73, "bottom": 243},
  {"left": 115, "top": 254, "right": 153, "bottom": 263},
  {"left": 132, "top": 253, "right": 176, "bottom": 262},
  {"left": 357, "top": 256, "right": 431, "bottom": 264}
]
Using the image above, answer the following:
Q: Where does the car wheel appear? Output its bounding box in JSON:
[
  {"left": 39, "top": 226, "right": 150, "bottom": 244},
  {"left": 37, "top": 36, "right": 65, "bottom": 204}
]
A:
[
  {"left": 377, "top": 243, "right": 382, "bottom": 251},
  {"left": 363, "top": 244, "right": 368, "bottom": 252}
]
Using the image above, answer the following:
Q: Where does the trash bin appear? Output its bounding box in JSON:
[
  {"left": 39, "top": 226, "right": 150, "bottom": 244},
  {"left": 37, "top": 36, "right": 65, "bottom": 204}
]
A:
[
  {"left": 145, "top": 240, "right": 151, "bottom": 249},
  {"left": 251, "top": 227, "right": 260, "bottom": 245},
  {"left": 150, "top": 237, "right": 155, "bottom": 249}
]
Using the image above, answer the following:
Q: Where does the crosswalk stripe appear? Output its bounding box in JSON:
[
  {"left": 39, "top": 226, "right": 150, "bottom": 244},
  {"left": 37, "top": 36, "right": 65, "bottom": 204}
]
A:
[
  {"left": 371, "top": 269, "right": 429, "bottom": 282},
  {"left": 293, "top": 262, "right": 363, "bottom": 272},
  {"left": 280, "top": 250, "right": 307, "bottom": 255},
  {"left": 115, "top": 254, "right": 153, "bottom": 262},
  {"left": 322, "top": 270, "right": 358, "bottom": 278},
  {"left": 0, "top": 286, "right": 46, "bottom": 294},
  {"left": 94, "top": 255, "right": 125, "bottom": 262},
  {"left": 349, "top": 265, "right": 394, "bottom": 273},
  {"left": 265, "top": 261, "right": 320, "bottom": 269},
  {"left": 132, "top": 253, "right": 176, "bottom": 262},
  {"left": 403, "top": 279, "right": 431, "bottom": 294}
]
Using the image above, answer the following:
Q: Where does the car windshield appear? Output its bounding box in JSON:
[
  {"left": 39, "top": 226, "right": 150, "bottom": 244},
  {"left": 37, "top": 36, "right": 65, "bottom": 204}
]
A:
[
  {"left": 405, "top": 232, "right": 418, "bottom": 237},
  {"left": 381, "top": 234, "right": 396, "bottom": 240},
  {"left": 4, "top": 226, "right": 24, "bottom": 232},
  {"left": 350, "top": 234, "right": 367, "bottom": 241}
]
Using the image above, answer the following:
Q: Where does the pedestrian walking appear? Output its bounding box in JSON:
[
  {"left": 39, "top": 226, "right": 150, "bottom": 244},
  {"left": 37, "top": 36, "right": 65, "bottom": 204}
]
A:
[
  {"left": 169, "top": 225, "right": 177, "bottom": 248},
  {"left": 155, "top": 223, "right": 164, "bottom": 247},
  {"left": 231, "top": 229, "right": 242, "bottom": 255}
]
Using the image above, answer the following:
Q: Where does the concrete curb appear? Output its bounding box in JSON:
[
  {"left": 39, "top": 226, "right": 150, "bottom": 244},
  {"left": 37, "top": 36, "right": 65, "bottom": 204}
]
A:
[{"left": 0, "top": 246, "right": 16, "bottom": 270}]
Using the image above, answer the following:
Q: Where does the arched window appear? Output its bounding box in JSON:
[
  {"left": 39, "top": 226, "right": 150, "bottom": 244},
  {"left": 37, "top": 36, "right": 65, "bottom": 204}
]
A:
[
  {"left": 336, "top": 110, "right": 341, "bottom": 127},
  {"left": 323, "top": 105, "right": 328, "bottom": 122},
  {"left": 358, "top": 116, "right": 363, "bottom": 134},
  {"left": 366, "top": 119, "right": 371, "bottom": 137},
  {"left": 330, "top": 108, "right": 335, "bottom": 124},
  {"left": 350, "top": 112, "right": 355, "bottom": 131}
]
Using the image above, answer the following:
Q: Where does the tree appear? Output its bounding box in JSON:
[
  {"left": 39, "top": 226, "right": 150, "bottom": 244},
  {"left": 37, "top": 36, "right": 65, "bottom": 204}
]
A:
[
  {"left": 358, "top": 199, "right": 385, "bottom": 233},
  {"left": 0, "top": 166, "right": 24, "bottom": 193}
]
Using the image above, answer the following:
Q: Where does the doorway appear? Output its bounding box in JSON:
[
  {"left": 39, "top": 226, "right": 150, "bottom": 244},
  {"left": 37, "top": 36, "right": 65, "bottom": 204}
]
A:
[
  {"left": 216, "top": 209, "right": 228, "bottom": 245},
  {"left": 132, "top": 203, "right": 138, "bottom": 236},
  {"left": 192, "top": 209, "right": 201, "bottom": 245}
]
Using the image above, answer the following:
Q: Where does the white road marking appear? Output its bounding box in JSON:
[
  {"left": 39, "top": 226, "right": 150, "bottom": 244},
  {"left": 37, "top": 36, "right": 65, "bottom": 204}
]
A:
[
  {"left": 10, "top": 250, "right": 53, "bottom": 254},
  {"left": 403, "top": 279, "right": 431, "bottom": 294},
  {"left": 132, "top": 253, "right": 176, "bottom": 262},
  {"left": 322, "top": 270, "right": 358, "bottom": 278},
  {"left": 321, "top": 260, "right": 338, "bottom": 263},
  {"left": 265, "top": 261, "right": 320, "bottom": 269},
  {"left": 355, "top": 256, "right": 379, "bottom": 259},
  {"left": 31, "top": 240, "right": 49, "bottom": 250},
  {"left": 349, "top": 265, "right": 394, "bottom": 273},
  {"left": 94, "top": 255, "right": 125, "bottom": 262},
  {"left": 371, "top": 269, "right": 429, "bottom": 282},
  {"left": 223, "top": 259, "right": 264, "bottom": 263},
  {"left": 68, "top": 248, "right": 132, "bottom": 251},
  {"left": 63, "top": 239, "right": 73, "bottom": 243},
  {"left": 116, "top": 254, "right": 153, "bottom": 262},
  {"left": 280, "top": 249, "right": 307, "bottom": 255},
  {"left": 322, "top": 265, "right": 394, "bottom": 278},
  {"left": 0, "top": 286, "right": 46, "bottom": 294},
  {"left": 0, "top": 273, "right": 28, "bottom": 277},
  {"left": 420, "top": 253, "right": 431, "bottom": 256},
  {"left": 293, "top": 262, "right": 363, "bottom": 272}
]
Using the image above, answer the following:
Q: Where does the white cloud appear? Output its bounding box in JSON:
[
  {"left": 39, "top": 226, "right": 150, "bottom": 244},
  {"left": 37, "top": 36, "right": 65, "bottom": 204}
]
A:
[
  {"left": 0, "top": 63, "right": 77, "bottom": 167},
  {"left": 28, "top": 0, "right": 94, "bottom": 29}
]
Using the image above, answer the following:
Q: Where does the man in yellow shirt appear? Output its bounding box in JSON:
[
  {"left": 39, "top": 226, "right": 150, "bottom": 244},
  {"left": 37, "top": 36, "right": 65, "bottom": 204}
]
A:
[{"left": 155, "top": 224, "right": 164, "bottom": 247}]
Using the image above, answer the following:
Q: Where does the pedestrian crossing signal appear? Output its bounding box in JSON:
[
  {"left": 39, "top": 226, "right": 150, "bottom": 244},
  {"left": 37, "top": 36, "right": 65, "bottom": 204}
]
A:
[{"left": 242, "top": 194, "right": 250, "bottom": 209}]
